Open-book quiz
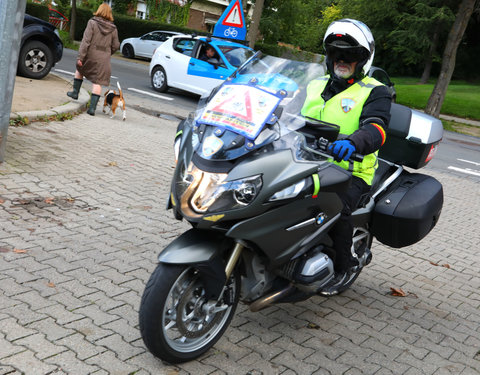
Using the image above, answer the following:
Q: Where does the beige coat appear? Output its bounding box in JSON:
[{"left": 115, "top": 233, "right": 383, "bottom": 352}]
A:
[{"left": 77, "top": 17, "right": 120, "bottom": 86}]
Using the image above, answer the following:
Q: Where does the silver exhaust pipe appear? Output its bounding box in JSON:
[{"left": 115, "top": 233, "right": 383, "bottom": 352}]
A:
[{"left": 249, "top": 284, "right": 296, "bottom": 312}]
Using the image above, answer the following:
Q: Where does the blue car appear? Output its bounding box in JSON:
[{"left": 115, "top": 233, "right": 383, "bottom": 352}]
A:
[{"left": 149, "top": 35, "right": 255, "bottom": 96}]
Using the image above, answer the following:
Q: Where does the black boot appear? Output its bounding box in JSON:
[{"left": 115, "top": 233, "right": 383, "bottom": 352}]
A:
[
  {"left": 67, "top": 78, "right": 83, "bottom": 100},
  {"left": 87, "top": 94, "right": 100, "bottom": 116}
]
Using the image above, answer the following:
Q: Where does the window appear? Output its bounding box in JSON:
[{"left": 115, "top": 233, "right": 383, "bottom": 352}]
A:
[
  {"left": 218, "top": 46, "right": 255, "bottom": 67},
  {"left": 136, "top": 10, "right": 145, "bottom": 19},
  {"left": 173, "top": 39, "right": 196, "bottom": 56}
]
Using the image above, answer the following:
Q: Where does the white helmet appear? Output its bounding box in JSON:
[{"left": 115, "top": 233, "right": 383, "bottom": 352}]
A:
[{"left": 323, "top": 19, "right": 375, "bottom": 78}]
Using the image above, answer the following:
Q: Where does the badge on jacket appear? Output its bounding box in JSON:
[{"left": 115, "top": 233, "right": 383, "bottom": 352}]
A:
[{"left": 341, "top": 98, "right": 356, "bottom": 113}]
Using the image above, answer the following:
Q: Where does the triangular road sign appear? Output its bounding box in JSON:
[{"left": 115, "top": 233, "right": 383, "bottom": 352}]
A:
[{"left": 223, "top": 1, "right": 244, "bottom": 27}]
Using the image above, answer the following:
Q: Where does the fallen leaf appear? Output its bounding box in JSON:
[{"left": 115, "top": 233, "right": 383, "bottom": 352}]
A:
[
  {"left": 307, "top": 322, "right": 320, "bottom": 330},
  {"left": 429, "top": 261, "right": 439, "bottom": 266},
  {"left": 47, "top": 282, "right": 56, "bottom": 288},
  {"left": 0, "top": 247, "right": 10, "bottom": 253},
  {"left": 390, "top": 287, "right": 407, "bottom": 297},
  {"left": 44, "top": 197, "right": 54, "bottom": 204},
  {"left": 66, "top": 198, "right": 75, "bottom": 203},
  {"left": 27, "top": 228, "right": 36, "bottom": 232},
  {"left": 107, "top": 161, "right": 118, "bottom": 167},
  {"left": 442, "top": 264, "right": 451, "bottom": 269},
  {"left": 13, "top": 248, "right": 27, "bottom": 254},
  {"left": 0, "top": 198, "right": 5, "bottom": 204},
  {"left": 403, "top": 305, "right": 409, "bottom": 310}
]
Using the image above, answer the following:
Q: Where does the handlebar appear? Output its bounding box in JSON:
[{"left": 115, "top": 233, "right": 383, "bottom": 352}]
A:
[{"left": 316, "top": 137, "right": 364, "bottom": 163}]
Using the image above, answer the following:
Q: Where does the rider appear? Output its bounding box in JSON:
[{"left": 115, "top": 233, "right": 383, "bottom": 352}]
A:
[{"left": 301, "top": 19, "right": 392, "bottom": 294}]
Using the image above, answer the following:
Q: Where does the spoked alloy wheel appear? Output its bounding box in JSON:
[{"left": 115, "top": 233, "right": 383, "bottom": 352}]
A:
[
  {"left": 18, "top": 40, "right": 53, "bottom": 79},
  {"left": 139, "top": 263, "right": 239, "bottom": 363},
  {"left": 151, "top": 66, "right": 168, "bottom": 92}
]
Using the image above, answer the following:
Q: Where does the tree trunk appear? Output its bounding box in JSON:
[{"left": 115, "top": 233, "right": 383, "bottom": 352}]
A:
[
  {"left": 425, "top": 0, "right": 477, "bottom": 117},
  {"left": 69, "top": 0, "right": 76, "bottom": 41},
  {"left": 419, "top": 23, "right": 441, "bottom": 84},
  {"left": 247, "top": 0, "right": 264, "bottom": 48}
]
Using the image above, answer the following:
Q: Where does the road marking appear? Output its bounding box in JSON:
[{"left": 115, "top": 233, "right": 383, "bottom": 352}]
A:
[
  {"left": 457, "top": 158, "right": 480, "bottom": 166},
  {"left": 448, "top": 166, "right": 480, "bottom": 177},
  {"left": 55, "top": 69, "right": 118, "bottom": 80},
  {"left": 128, "top": 88, "right": 174, "bottom": 101},
  {"left": 55, "top": 69, "right": 74, "bottom": 76}
]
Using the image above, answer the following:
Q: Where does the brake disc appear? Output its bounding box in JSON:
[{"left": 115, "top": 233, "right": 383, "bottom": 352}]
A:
[{"left": 175, "top": 280, "right": 222, "bottom": 339}]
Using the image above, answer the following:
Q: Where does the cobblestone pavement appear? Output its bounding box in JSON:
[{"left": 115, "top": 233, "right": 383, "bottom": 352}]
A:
[{"left": 1, "top": 108, "right": 479, "bottom": 375}]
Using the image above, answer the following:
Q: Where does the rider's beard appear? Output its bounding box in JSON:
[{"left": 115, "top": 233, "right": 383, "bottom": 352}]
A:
[{"left": 334, "top": 62, "right": 355, "bottom": 79}]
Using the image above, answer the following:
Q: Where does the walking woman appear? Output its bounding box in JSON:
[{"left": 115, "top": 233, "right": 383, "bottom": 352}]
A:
[{"left": 67, "top": 3, "right": 120, "bottom": 115}]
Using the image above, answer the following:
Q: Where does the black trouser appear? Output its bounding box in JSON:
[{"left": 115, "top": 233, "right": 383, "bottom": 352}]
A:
[{"left": 330, "top": 176, "right": 370, "bottom": 273}]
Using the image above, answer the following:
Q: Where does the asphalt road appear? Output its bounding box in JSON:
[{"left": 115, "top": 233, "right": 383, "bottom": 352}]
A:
[
  {"left": 54, "top": 48, "right": 199, "bottom": 116},
  {"left": 54, "top": 48, "right": 480, "bottom": 180}
]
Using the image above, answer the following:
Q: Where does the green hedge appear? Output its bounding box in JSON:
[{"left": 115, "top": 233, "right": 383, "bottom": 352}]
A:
[
  {"left": 69, "top": 8, "right": 209, "bottom": 42},
  {"left": 113, "top": 14, "right": 209, "bottom": 42},
  {"left": 25, "top": 1, "right": 49, "bottom": 21}
]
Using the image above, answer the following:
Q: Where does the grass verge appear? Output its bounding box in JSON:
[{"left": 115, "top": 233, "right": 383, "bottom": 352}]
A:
[{"left": 392, "top": 77, "right": 480, "bottom": 121}]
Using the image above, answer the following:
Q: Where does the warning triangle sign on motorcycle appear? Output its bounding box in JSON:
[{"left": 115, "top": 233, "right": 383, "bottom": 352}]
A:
[
  {"left": 211, "top": 89, "right": 252, "bottom": 122},
  {"left": 213, "top": 0, "right": 247, "bottom": 41}
]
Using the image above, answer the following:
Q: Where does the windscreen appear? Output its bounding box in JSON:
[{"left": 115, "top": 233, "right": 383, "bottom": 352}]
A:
[{"left": 191, "top": 53, "right": 327, "bottom": 161}]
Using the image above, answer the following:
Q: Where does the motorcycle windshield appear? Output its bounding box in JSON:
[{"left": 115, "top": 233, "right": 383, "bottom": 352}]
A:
[{"left": 191, "top": 53, "right": 327, "bottom": 161}]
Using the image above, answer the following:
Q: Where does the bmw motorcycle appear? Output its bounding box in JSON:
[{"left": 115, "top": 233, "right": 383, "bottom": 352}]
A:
[{"left": 139, "top": 53, "right": 444, "bottom": 363}]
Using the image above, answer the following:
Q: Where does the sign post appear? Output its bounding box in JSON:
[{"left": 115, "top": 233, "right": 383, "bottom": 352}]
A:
[
  {"left": 213, "top": 0, "right": 247, "bottom": 42},
  {"left": 0, "top": 0, "right": 26, "bottom": 162}
]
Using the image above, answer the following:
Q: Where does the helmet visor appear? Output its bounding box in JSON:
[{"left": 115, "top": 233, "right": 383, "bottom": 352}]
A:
[{"left": 325, "top": 45, "right": 369, "bottom": 63}]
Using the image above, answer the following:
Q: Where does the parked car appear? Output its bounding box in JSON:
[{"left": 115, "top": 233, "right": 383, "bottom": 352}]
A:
[
  {"left": 120, "top": 30, "right": 183, "bottom": 59},
  {"left": 368, "top": 66, "right": 396, "bottom": 101},
  {"left": 149, "top": 35, "right": 255, "bottom": 96},
  {"left": 18, "top": 14, "right": 63, "bottom": 80}
]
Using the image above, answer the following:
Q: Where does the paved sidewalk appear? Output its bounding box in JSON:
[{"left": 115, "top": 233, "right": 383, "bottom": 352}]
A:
[
  {"left": 1, "top": 105, "right": 479, "bottom": 374},
  {"left": 11, "top": 74, "right": 89, "bottom": 122}
]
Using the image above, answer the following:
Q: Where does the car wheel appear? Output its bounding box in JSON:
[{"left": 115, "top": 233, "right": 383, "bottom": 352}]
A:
[
  {"left": 151, "top": 66, "right": 168, "bottom": 92},
  {"left": 17, "top": 40, "right": 53, "bottom": 80},
  {"left": 122, "top": 44, "right": 135, "bottom": 59}
]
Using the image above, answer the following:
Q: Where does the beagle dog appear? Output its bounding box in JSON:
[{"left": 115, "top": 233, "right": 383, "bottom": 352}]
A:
[{"left": 103, "top": 81, "right": 126, "bottom": 121}]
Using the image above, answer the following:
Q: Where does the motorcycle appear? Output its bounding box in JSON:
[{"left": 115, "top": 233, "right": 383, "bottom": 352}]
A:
[{"left": 139, "top": 53, "right": 444, "bottom": 363}]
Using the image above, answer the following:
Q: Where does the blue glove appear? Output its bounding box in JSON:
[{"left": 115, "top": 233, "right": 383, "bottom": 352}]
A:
[{"left": 328, "top": 140, "right": 356, "bottom": 162}]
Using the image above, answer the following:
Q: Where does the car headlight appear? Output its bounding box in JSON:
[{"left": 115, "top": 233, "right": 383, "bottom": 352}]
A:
[
  {"left": 269, "top": 180, "right": 306, "bottom": 201},
  {"left": 176, "top": 164, "right": 262, "bottom": 214}
]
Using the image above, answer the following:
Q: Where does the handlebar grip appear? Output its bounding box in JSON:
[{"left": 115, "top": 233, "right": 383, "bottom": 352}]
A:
[
  {"left": 350, "top": 152, "right": 364, "bottom": 162},
  {"left": 316, "top": 137, "right": 364, "bottom": 162}
]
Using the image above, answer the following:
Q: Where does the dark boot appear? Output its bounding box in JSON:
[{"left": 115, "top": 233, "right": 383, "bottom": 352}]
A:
[
  {"left": 67, "top": 78, "right": 83, "bottom": 100},
  {"left": 87, "top": 94, "right": 100, "bottom": 116}
]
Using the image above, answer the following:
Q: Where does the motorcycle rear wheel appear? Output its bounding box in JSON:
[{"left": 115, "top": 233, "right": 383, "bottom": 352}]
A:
[{"left": 139, "top": 263, "right": 239, "bottom": 363}]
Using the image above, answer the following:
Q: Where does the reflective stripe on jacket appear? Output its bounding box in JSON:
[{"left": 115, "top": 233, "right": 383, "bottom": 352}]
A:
[{"left": 301, "top": 75, "right": 383, "bottom": 185}]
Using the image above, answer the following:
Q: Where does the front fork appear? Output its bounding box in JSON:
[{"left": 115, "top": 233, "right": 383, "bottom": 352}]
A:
[
  {"left": 225, "top": 242, "right": 244, "bottom": 279},
  {"left": 203, "top": 242, "right": 244, "bottom": 314}
]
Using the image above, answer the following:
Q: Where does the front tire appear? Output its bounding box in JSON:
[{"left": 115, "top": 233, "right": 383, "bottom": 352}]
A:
[
  {"left": 18, "top": 40, "right": 53, "bottom": 79},
  {"left": 151, "top": 66, "right": 168, "bottom": 92},
  {"left": 139, "top": 263, "right": 240, "bottom": 363}
]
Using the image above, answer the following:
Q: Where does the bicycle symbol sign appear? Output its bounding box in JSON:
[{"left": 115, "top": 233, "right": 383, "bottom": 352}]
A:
[{"left": 224, "top": 27, "right": 238, "bottom": 38}]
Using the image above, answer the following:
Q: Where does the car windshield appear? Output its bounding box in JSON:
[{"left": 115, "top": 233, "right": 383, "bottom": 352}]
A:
[
  {"left": 218, "top": 46, "right": 255, "bottom": 67},
  {"left": 190, "top": 53, "right": 329, "bottom": 161}
]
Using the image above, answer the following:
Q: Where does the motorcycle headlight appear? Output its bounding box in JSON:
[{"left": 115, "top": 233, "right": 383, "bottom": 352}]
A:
[
  {"left": 177, "top": 165, "right": 262, "bottom": 214},
  {"left": 269, "top": 180, "right": 306, "bottom": 201}
]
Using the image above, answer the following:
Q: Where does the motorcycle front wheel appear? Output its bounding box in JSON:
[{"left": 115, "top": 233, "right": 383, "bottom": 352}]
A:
[{"left": 139, "top": 263, "right": 240, "bottom": 363}]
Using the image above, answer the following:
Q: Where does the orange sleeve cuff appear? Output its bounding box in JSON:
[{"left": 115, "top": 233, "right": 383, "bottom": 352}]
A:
[{"left": 371, "top": 123, "right": 386, "bottom": 145}]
